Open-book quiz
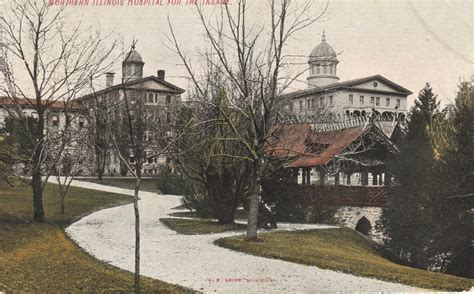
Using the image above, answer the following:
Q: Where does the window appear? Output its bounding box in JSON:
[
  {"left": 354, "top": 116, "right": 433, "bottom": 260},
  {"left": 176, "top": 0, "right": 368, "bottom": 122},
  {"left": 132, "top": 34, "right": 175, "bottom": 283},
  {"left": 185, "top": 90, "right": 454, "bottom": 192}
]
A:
[
  {"left": 299, "top": 100, "right": 303, "bottom": 111},
  {"left": 154, "top": 93, "right": 159, "bottom": 103},
  {"left": 349, "top": 94, "right": 353, "bottom": 105},
  {"left": 329, "top": 96, "right": 334, "bottom": 106},
  {"left": 396, "top": 99, "right": 401, "bottom": 108},
  {"left": 148, "top": 93, "right": 154, "bottom": 103},
  {"left": 52, "top": 115, "right": 59, "bottom": 127},
  {"left": 371, "top": 97, "right": 375, "bottom": 105},
  {"left": 323, "top": 65, "right": 327, "bottom": 74},
  {"left": 307, "top": 99, "right": 310, "bottom": 109},
  {"left": 130, "top": 92, "right": 136, "bottom": 102},
  {"left": 386, "top": 98, "right": 390, "bottom": 107},
  {"left": 376, "top": 97, "right": 380, "bottom": 106},
  {"left": 320, "top": 96, "right": 324, "bottom": 108},
  {"left": 360, "top": 96, "right": 364, "bottom": 106},
  {"left": 311, "top": 98, "right": 315, "bottom": 108},
  {"left": 78, "top": 117, "right": 85, "bottom": 128},
  {"left": 316, "top": 66, "right": 320, "bottom": 74},
  {"left": 165, "top": 95, "right": 171, "bottom": 105}
]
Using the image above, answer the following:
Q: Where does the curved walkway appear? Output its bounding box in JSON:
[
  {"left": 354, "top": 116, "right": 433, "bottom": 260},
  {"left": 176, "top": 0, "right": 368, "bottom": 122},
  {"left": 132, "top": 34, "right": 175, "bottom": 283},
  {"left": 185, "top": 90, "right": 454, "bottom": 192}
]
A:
[{"left": 63, "top": 179, "right": 421, "bottom": 293}]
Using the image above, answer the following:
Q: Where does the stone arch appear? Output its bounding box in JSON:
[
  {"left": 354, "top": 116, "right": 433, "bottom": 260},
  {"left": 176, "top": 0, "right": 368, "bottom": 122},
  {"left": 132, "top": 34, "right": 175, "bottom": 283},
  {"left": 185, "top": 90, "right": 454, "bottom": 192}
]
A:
[
  {"left": 353, "top": 110, "right": 361, "bottom": 117},
  {"left": 355, "top": 216, "right": 372, "bottom": 235}
]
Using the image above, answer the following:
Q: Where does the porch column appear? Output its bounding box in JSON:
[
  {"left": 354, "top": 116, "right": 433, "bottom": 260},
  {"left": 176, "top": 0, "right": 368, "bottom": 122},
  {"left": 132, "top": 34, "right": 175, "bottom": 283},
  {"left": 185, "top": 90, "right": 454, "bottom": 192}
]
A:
[
  {"left": 384, "top": 171, "right": 391, "bottom": 187},
  {"left": 372, "top": 173, "right": 378, "bottom": 186},
  {"left": 319, "top": 169, "right": 325, "bottom": 186},
  {"left": 306, "top": 168, "right": 311, "bottom": 185},
  {"left": 362, "top": 171, "right": 369, "bottom": 186}
]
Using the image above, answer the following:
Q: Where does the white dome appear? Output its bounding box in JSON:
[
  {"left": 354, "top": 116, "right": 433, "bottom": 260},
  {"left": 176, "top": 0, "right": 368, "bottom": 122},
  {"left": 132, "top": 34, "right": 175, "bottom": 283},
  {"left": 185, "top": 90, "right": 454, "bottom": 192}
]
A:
[{"left": 309, "top": 32, "right": 337, "bottom": 62}]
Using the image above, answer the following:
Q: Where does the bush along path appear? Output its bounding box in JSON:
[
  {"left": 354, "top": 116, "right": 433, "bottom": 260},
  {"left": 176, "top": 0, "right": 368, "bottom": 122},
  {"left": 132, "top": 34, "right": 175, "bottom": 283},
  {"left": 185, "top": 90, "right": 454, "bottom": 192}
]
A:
[{"left": 62, "top": 179, "right": 435, "bottom": 293}]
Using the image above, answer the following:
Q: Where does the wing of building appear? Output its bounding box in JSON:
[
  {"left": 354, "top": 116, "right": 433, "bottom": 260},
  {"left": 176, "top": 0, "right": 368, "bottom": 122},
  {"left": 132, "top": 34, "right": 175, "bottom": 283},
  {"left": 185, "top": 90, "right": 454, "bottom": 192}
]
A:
[
  {"left": 75, "top": 46, "right": 185, "bottom": 176},
  {"left": 283, "top": 32, "right": 412, "bottom": 121}
]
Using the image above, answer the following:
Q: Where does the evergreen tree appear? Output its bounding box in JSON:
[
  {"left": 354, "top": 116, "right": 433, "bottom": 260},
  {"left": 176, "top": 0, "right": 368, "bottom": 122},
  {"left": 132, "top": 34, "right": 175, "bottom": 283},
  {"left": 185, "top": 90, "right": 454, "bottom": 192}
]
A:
[
  {"left": 381, "top": 83, "right": 442, "bottom": 269},
  {"left": 436, "top": 80, "right": 474, "bottom": 278}
]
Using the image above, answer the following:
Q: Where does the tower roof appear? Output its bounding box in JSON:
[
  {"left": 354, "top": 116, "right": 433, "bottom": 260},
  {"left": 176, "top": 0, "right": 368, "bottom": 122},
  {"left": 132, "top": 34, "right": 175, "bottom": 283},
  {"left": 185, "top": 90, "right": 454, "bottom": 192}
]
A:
[
  {"left": 124, "top": 46, "right": 144, "bottom": 63},
  {"left": 309, "top": 32, "right": 337, "bottom": 61}
]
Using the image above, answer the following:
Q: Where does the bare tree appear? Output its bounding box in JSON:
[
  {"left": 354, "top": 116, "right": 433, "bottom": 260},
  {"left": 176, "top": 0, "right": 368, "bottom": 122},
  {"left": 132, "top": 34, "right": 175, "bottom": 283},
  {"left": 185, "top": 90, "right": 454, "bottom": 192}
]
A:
[
  {"left": 86, "top": 42, "right": 182, "bottom": 293},
  {"left": 168, "top": 0, "right": 328, "bottom": 240},
  {"left": 0, "top": 0, "right": 118, "bottom": 222}
]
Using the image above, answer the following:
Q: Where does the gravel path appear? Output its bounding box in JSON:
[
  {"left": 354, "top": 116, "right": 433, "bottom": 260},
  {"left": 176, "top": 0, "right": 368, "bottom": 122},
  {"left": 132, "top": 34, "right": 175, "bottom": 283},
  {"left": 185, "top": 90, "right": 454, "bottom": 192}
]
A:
[{"left": 62, "top": 179, "right": 422, "bottom": 293}]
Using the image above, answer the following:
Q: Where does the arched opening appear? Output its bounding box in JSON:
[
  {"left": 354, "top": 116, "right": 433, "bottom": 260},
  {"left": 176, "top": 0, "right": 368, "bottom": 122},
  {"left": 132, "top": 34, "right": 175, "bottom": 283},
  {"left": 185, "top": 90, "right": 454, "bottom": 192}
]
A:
[
  {"left": 355, "top": 216, "right": 372, "bottom": 235},
  {"left": 353, "top": 110, "right": 361, "bottom": 117},
  {"left": 361, "top": 110, "right": 366, "bottom": 117}
]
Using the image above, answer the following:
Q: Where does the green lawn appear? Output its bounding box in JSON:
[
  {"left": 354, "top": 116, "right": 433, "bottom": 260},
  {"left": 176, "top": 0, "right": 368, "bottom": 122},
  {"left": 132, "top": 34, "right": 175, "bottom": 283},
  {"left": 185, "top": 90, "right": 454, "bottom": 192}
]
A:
[
  {"left": 215, "top": 228, "right": 473, "bottom": 291},
  {"left": 0, "top": 182, "right": 191, "bottom": 293},
  {"left": 160, "top": 218, "right": 246, "bottom": 235},
  {"left": 77, "top": 177, "right": 163, "bottom": 194},
  {"left": 168, "top": 209, "right": 248, "bottom": 220}
]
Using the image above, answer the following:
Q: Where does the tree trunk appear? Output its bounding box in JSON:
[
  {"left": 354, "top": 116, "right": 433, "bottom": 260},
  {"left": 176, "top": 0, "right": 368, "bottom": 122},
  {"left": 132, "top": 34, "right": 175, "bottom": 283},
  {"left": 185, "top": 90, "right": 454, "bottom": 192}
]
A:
[
  {"left": 60, "top": 184, "right": 66, "bottom": 215},
  {"left": 32, "top": 170, "right": 44, "bottom": 222},
  {"left": 32, "top": 111, "right": 45, "bottom": 223},
  {"left": 216, "top": 204, "right": 236, "bottom": 224},
  {"left": 133, "top": 178, "right": 141, "bottom": 294},
  {"left": 96, "top": 148, "right": 104, "bottom": 181},
  {"left": 246, "top": 158, "right": 264, "bottom": 240}
]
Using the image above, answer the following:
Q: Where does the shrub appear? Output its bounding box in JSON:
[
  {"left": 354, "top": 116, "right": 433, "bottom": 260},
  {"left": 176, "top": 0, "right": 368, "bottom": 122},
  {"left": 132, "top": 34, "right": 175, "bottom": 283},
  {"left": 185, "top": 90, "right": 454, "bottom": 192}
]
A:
[{"left": 262, "top": 181, "right": 337, "bottom": 224}]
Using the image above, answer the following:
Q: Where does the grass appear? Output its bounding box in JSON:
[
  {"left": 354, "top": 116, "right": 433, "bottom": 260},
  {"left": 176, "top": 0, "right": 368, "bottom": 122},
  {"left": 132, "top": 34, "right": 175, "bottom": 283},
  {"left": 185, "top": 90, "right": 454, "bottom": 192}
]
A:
[
  {"left": 77, "top": 177, "right": 162, "bottom": 194},
  {"left": 160, "top": 218, "right": 246, "bottom": 235},
  {"left": 215, "top": 228, "right": 473, "bottom": 291},
  {"left": 168, "top": 209, "right": 248, "bottom": 220},
  {"left": 0, "top": 182, "right": 191, "bottom": 293}
]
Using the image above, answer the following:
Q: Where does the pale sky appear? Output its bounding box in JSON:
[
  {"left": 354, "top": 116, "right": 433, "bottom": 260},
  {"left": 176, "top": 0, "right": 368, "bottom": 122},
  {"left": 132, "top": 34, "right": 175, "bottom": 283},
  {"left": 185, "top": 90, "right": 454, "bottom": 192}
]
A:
[{"left": 22, "top": 1, "right": 474, "bottom": 106}]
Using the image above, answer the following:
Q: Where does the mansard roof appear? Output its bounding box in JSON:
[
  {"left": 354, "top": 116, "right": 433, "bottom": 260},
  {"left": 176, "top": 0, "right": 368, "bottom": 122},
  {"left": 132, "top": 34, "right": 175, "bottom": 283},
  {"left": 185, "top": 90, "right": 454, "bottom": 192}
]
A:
[
  {"left": 282, "top": 75, "right": 413, "bottom": 100},
  {"left": 76, "top": 75, "right": 185, "bottom": 102}
]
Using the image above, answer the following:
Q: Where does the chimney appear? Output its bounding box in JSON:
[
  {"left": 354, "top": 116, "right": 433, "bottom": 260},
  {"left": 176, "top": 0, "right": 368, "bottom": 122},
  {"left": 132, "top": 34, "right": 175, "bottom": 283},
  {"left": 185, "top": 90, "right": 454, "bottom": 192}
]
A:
[
  {"left": 105, "top": 72, "right": 115, "bottom": 88},
  {"left": 157, "top": 70, "right": 165, "bottom": 81}
]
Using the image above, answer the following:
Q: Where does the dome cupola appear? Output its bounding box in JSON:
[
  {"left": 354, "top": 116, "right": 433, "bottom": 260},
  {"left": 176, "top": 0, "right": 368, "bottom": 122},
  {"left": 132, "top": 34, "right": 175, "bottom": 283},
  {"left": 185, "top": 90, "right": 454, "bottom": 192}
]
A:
[
  {"left": 122, "top": 45, "right": 144, "bottom": 82},
  {"left": 307, "top": 32, "right": 339, "bottom": 88}
]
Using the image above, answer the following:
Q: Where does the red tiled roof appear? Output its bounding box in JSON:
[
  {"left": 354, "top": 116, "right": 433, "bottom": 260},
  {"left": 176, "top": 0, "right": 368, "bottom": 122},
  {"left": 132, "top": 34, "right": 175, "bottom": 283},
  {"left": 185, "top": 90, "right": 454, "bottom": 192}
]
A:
[
  {"left": 266, "top": 124, "right": 366, "bottom": 168},
  {"left": 0, "top": 97, "right": 82, "bottom": 111}
]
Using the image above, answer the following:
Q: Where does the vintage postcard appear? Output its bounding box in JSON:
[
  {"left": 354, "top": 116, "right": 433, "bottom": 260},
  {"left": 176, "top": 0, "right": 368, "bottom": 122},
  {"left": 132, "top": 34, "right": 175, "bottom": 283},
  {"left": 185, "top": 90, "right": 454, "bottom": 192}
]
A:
[{"left": 0, "top": 0, "right": 472, "bottom": 293}]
